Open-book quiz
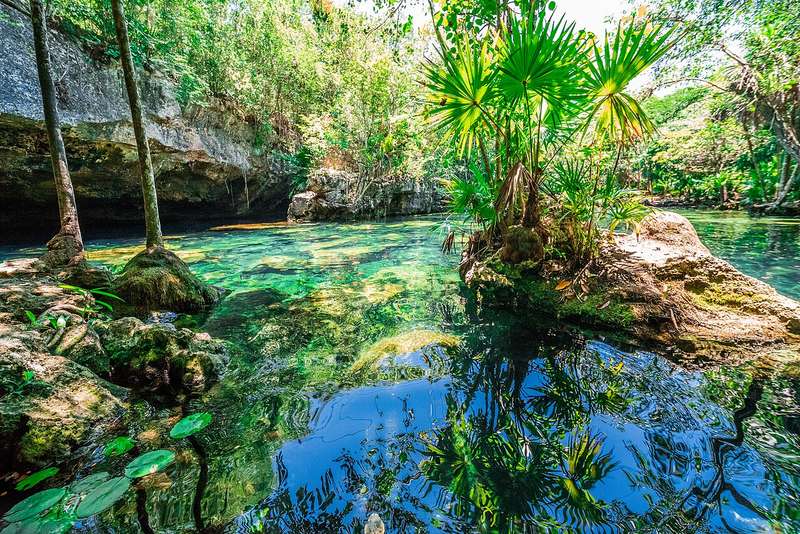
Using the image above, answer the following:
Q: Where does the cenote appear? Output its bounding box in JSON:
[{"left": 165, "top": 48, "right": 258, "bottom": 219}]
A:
[{"left": 1, "top": 211, "right": 799, "bottom": 533}]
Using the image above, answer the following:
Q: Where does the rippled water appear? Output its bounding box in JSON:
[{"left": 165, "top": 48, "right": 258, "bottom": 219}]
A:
[{"left": 2, "top": 211, "right": 800, "bottom": 532}]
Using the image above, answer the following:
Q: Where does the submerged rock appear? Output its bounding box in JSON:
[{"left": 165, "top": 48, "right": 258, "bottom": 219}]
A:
[
  {"left": 113, "top": 246, "right": 220, "bottom": 313},
  {"left": 288, "top": 168, "right": 444, "bottom": 222},
  {"left": 0, "top": 323, "right": 125, "bottom": 468},
  {"left": 96, "top": 317, "right": 228, "bottom": 395},
  {"left": 465, "top": 211, "right": 800, "bottom": 366},
  {"left": 348, "top": 329, "right": 460, "bottom": 382},
  {"left": 364, "top": 513, "right": 385, "bottom": 534}
]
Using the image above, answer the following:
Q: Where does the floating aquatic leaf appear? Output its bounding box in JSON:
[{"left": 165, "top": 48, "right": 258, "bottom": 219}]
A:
[
  {"left": 103, "top": 436, "right": 135, "bottom": 457},
  {"left": 15, "top": 467, "right": 59, "bottom": 491},
  {"left": 70, "top": 472, "right": 111, "bottom": 495},
  {"left": 2, "top": 487, "right": 66, "bottom": 523},
  {"left": 0, "top": 516, "right": 74, "bottom": 534},
  {"left": 169, "top": 412, "right": 212, "bottom": 439},
  {"left": 75, "top": 477, "right": 131, "bottom": 518},
  {"left": 124, "top": 450, "right": 175, "bottom": 478}
]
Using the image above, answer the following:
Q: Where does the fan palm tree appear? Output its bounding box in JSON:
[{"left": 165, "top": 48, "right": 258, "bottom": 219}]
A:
[{"left": 424, "top": 1, "right": 676, "bottom": 264}]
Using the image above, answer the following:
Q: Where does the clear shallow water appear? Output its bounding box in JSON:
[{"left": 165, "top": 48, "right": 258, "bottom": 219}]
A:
[
  {"left": 1, "top": 212, "right": 800, "bottom": 532},
  {"left": 677, "top": 210, "right": 800, "bottom": 299}
]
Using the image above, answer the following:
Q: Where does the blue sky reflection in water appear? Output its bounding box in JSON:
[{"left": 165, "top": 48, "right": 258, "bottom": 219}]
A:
[{"left": 2, "top": 213, "right": 799, "bottom": 532}]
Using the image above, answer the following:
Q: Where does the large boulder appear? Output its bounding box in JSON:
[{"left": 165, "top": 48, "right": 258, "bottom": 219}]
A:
[
  {"left": 113, "top": 247, "right": 220, "bottom": 313},
  {"left": 601, "top": 211, "right": 800, "bottom": 361},
  {"left": 288, "top": 168, "right": 444, "bottom": 222},
  {"left": 95, "top": 317, "right": 228, "bottom": 395},
  {"left": 0, "top": 323, "right": 125, "bottom": 469}
]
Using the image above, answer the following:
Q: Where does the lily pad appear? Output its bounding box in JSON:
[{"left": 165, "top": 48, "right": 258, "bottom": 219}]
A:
[
  {"left": 2, "top": 487, "right": 66, "bottom": 523},
  {"left": 75, "top": 477, "right": 131, "bottom": 518},
  {"left": 169, "top": 412, "right": 212, "bottom": 439},
  {"left": 15, "top": 467, "right": 59, "bottom": 491},
  {"left": 103, "top": 436, "right": 135, "bottom": 457},
  {"left": 0, "top": 516, "right": 74, "bottom": 534},
  {"left": 70, "top": 472, "right": 111, "bottom": 495},
  {"left": 124, "top": 450, "right": 176, "bottom": 478}
]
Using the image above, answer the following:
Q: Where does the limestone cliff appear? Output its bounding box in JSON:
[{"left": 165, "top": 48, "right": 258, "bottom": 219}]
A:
[
  {"left": 288, "top": 168, "right": 444, "bottom": 222},
  {"left": 0, "top": 5, "right": 293, "bottom": 235}
]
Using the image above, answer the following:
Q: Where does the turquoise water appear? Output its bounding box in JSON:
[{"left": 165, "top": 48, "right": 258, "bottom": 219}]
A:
[
  {"left": 677, "top": 209, "right": 800, "bottom": 298},
  {"left": 1, "top": 212, "right": 799, "bottom": 532}
]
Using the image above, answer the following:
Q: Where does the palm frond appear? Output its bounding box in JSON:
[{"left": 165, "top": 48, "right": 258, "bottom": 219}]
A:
[
  {"left": 423, "top": 40, "right": 497, "bottom": 156},
  {"left": 585, "top": 18, "right": 676, "bottom": 144}
]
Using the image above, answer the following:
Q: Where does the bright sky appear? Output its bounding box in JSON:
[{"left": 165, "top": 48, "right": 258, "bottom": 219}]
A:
[
  {"left": 334, "top": 0, "right": 631, "bottom": 35},
  {"left": 557, "top": 0, "right": 629, "bottom": 35}
]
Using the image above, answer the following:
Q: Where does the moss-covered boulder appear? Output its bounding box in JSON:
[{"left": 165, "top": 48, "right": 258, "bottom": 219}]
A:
[
  {"left": 113, "top": 246, "right": 220, "bottom": 314},
  {"left": 95, "top": 317, "right": 228, "bottom": 396},
  {"left": 0, "top": 323, "right": 125, "bottom": 469},
  {"left": 500, "top": 225, "right": 544, "bottom": 265}
]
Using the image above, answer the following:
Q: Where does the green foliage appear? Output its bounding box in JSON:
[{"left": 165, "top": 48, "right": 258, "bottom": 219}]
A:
[
  {"left": 103, "top": 436, "right": 135, "bottom": 458},
  {"left": 424, "top": 1, "right": 671, "bottom": 266},
  {"left": 635, "top": 87, "right": 785, "bottom": 204},
  {"left": 0, "top": 369, "right": 49, "bottom": 399},
  {"left": 124, "top": 449, "right": 176, "bottom": 478},
  {"left": 169, "top": 412, "right": 213, "bottom": 439},
  {"left": 2, "top": 487, "right": 67, "bottom": 523},
  {"left": 50, "top": 0, "right": 442, "bottom": 182},
  {"left": 58, "top": 284, "right": 123, "bottom": 318},
  {"left": 14, "top": 468, "right": 59, "bottom": 492},
  {"left": 74, "top": 477, "right": 131, "bottom": 518},
  {"left": 70, "top": 472, "right": 111, "bottom": 495}
]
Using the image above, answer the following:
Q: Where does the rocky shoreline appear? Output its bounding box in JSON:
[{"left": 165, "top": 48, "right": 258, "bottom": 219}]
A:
[
  {"left": 0, "top": 260, "right": 228, "bottom": 471},
  {"left": 287, "top": 168, "right": 445, "bottom": 222},
  {"left": 462, "top": 211, "right": 800, "bottom": 368}
]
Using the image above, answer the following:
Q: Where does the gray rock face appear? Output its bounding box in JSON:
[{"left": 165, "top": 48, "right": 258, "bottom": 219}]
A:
[
  {"left": 0, "top": 5, "right": 292, "bottom": 233},
  {"left": 288, "top": 168, "right": 444, "bottom": 222}
]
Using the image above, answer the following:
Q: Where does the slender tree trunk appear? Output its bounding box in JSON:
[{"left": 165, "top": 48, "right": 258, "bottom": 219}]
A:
[
  {"left": 741, "top": 118, "right": 766, "bottom": 200},
  {"left": 111, "top": 0, "right": 163, "bottom": 249},
  {"left": 30, "top": 0, "right": 84, "bottom": 266},
  {"left": 771, "top": 161, "right": 800, "bottom": 211}
]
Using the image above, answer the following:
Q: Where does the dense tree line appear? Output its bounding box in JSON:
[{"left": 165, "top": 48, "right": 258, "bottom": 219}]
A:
[
  {"left": 636, "top": 0, "right": 800, "bottom": 210},
  {"left": 45, "top": 0, "right": 441, "bottom": 185}
]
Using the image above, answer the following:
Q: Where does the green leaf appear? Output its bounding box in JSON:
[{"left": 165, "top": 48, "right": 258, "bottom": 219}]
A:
[
  {"left": 124, "top": 450, "right": 176, "bottom": 478},
  {"left": 103, "top": 436, "right": 135, "bottom": 458},
  {"left": 169, "top": 412, "right": 213, "bottom": 439},
  {"left": 15, "top": 467, "right": 59, "bottom": 491},
  {"left": 2, "top": 487, "right": 66, "bottom": 523},
  {"left": 24, "top": 310, "right": 37, "bottom": 325},
  {"left": 58, "top": 284, "right": 86, "bottom": 294},
  {"left": 89, "top": 289, "right": 124, "bottom": 302},
  {"left": 70, "top": 472, "right": 111, "bottom": 495},
  {"left": 0, "top": 516, "right": 74, "bottom": 534},
  {"left": 75, "top": 477, "right": 131, "bottom": 518},
  {"left": 93, "top": 299, "right": 114, "bottom": 313}
]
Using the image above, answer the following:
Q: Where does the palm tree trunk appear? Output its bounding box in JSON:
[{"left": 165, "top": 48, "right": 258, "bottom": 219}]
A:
[
  {"left": 30, "top": 0, "right": 84, "bottom": 266},
  {"left": 111, "top": 0, "right": 163, "bottom": 249}
]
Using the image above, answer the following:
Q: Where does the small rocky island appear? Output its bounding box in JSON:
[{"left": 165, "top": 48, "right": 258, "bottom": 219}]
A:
[{"left": 463, "top": 212, "right": 800, "bottom": 366}]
